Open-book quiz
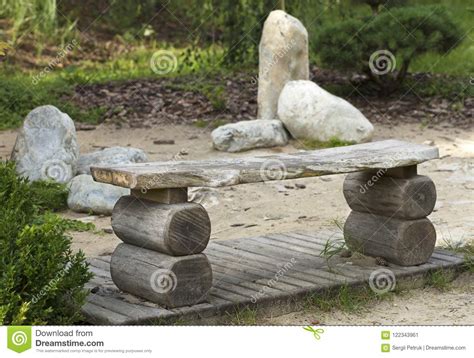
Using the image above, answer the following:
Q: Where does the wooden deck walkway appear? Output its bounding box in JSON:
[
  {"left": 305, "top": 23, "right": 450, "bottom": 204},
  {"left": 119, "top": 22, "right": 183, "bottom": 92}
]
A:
[{"left": 82, "top": 230, "right": 465, "bottom": 325}]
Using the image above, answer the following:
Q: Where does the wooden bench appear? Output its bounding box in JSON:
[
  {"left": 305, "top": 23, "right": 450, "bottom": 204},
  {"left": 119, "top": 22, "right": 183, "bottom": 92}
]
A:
[{"left": 91, "top": 139, "right": 439, "bottom": 308}]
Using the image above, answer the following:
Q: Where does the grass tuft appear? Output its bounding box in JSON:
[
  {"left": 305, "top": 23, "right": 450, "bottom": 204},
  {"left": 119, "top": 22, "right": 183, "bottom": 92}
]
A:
[{"left": 226, "top": 306, "right": 257, "bottom": 325}]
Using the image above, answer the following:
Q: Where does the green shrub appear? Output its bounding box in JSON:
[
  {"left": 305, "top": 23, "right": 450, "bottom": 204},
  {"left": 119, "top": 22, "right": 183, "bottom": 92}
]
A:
[
  {"left": 29, "top": 181, "right": 69, "bottom": 212},
  {"left": 316, "top": 6, "right": 462, "bottom": 92},
  {"left": 0, "top": 162, "right": 92, "bottom": 325}
]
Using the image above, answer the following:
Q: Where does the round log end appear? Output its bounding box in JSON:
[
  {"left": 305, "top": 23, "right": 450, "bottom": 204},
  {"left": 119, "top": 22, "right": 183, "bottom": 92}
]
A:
[
  {"left": 397, "top": 219, "right": 436, "bottom": 266},
  {"left": 167, "top": 203, "right": 211, "bottom": 255}
]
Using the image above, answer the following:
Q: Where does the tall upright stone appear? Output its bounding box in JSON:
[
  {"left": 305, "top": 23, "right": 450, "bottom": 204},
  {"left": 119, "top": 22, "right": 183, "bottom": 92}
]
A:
[{"left": 257, "top": 10, "right": 309, "bottom": 120}]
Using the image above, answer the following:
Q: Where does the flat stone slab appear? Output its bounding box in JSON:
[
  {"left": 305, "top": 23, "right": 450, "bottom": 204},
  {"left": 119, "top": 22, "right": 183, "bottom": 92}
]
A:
[
  {"left": 90, "top": 140, "right": 439, "bottom": 189},
  {"left": 82, "top": 230, "right": 464, "bottom": 325}
]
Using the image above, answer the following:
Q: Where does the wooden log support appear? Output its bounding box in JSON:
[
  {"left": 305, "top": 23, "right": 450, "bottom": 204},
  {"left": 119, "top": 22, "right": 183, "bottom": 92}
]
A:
[
  {"left": 111, "top": 243, "right": 213, "bottom": 308},
  {"left": 112, "top": 195, "right": 211, "bottom": 256},
  {"left": 344, "top": 211, "right": 436, "bottom": 266},
  {"left": 343, "top": 172, "right": 436, "bottom": 219},
  {"left": 131, "top": 188, "right": 188, "bottom": 204}
]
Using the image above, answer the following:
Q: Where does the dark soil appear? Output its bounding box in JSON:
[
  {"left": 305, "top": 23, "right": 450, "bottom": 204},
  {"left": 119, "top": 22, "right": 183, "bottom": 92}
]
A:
[{"left": 68, "top": 67, "right": 473, "bottom": 130}]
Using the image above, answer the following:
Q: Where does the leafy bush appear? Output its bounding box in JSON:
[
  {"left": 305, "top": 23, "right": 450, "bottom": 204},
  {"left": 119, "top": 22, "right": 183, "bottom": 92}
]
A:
[
  {"left": 0, "top": 162, "right": 92, "bottom": 325},
  {"left": 316, "top": 6, "right": 462, "bottom": 91}
]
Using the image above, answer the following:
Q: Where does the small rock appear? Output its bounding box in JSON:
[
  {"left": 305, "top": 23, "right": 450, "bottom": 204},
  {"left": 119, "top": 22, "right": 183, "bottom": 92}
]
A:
[
  {"left": 76, "top": 146, "right": 148, "bottom": 175},
  {"left": 295, "top": 183, "right": 306, "bottom": 189},
  {"left": 11, "top": 105, "right": 79, "bottom": 183},
  {"left": 284, "top": 184, "right": 294, "bottom": 189},
  {"left": 230, "top": 223, "right": 245, "bottom": 227},
  {"left": 153, "top": 139, "right": 175, "bottom": 145},
  {"left": 76, "top": 123, "right": 96, "bottom": 131},
  {"left": 212, "top": 119, "right": 289, "bottom": 152},
  {"left": 103, "top": 227, "right": 114, "bottom": 234},
  {"left": 67, "top": 174, "right": 129, "bottom": 215},
  {"left": 278, "top": 80, "right": 374, "bottom": 143},
  {"left": 77, "top": 215, "right": 99, "bottom": 223},
  {"left": 320, "top": 177, "right": 332, "bottom": 182}
]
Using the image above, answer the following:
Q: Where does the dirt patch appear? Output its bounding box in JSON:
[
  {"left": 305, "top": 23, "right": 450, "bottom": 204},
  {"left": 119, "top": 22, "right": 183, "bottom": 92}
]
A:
[{"left": 67, "top": 68, "right": 473, "bottom": 129}]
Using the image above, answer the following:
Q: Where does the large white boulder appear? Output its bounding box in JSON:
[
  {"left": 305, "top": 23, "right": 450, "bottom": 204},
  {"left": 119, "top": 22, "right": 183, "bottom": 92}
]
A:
[
  {"left": 11, "top": 105, "right": 79, "bottom": 183},
  {"left": 67, "top": 174, "right": 129, "bottom": 215},
  {"left": 76, "top": 146, "right": 148, "bottom": 175},
  {"left": 277, "top": 81, "right": 374, "bottom": 143},
  {"left": 258, "top": 10, "right": 309, "bottom": 120},
  {"left": 212, "top": 119, "right": 289, "bottom": 152}
]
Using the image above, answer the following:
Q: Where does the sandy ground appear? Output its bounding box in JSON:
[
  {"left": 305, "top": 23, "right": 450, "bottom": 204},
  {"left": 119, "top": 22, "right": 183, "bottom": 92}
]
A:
[{"left": 1, "top": 122, "right": 473, "bottom": 324}]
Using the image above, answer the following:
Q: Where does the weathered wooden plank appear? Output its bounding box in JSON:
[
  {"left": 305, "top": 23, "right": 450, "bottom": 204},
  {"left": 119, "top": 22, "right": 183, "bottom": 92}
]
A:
[
  {"left": 343, "top": 173, "right": 436, "bottom": 219},
  {"left": 210, "top": 286, "right": 253, "bottom": 303},
  {"left": 87, "top": 293, "right": 173, "bottom": 322},
  {"left": 112, "top": 196, "right": 211, "bottom": 256},
  {"left": 111, "top": 244, "right": 213, "bottom": 308},
  {"left": 88, "top": 265, "right": 111, "bottom": 279},
  {"left": 81, "top": 302, "right": 132, "bottom": 325},
  {"left": 213, "top": 239, "right": 357, "bottom": 283},
  {"left": 88, "top": 258, "right": 111, "bottom": 272},
  {"left": 265, "top": 233, "right": 327, "bottom": 252},
  {"left": 207, "top": 251, "right": 321, "bottom": 289},
  {"left": 91, "top": 140, "right": 439, "bottom": 189},
  {"left": 209, "top": 243, "right": 343, "bottom": 286},
  {"left": 344, "top": 211, "right": 436, "bottom": 266},
  {"left": 432, "top": 249, "right": 465, "bottom": 262}
]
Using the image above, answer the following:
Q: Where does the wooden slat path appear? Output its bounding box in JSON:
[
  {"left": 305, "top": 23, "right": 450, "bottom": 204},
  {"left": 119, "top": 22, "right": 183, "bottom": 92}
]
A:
[
  {"left": 82, "top": 230, "right": 464, "bottom": 325},
  {"left": 91, "top": 140, "right": 439, "bottom": 189}
]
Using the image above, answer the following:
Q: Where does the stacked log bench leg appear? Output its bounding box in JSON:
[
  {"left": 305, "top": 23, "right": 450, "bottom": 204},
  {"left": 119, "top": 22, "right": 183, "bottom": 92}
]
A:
[
  {"left": 109, "top": 188, "right": 213, "bottom": 308},
  {"left": 343, "top": 166, "right": 437, "bottom": 266}
]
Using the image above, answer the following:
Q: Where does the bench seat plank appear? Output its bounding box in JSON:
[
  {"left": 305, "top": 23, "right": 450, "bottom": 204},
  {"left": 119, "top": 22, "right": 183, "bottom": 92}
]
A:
[{"left": 91, "top": 139, "right": 438, "bottom": 190}]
